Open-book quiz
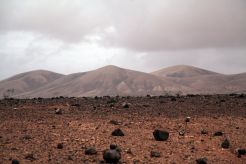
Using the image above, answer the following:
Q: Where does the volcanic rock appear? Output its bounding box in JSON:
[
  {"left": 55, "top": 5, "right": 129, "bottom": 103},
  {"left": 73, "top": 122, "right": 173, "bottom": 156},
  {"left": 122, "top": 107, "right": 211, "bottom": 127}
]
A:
[
  {"left": 153, "top": 130, "right": 169, "bottom": 141},
  {"left": 112, "top": 128, "right": 125, "bottom": 136}
]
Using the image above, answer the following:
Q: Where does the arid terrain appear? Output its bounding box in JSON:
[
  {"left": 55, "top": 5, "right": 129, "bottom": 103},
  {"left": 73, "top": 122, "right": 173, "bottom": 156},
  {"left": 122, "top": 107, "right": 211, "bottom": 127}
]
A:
[{"left": 0, "top": 94, "right": 246, "bottom": 163}]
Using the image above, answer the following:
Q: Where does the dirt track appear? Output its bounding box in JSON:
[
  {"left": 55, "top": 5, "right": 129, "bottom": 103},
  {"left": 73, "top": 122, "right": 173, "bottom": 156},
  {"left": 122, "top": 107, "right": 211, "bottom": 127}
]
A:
[{"left": 0, "top": 95, "right": 246, "bottom": 164}]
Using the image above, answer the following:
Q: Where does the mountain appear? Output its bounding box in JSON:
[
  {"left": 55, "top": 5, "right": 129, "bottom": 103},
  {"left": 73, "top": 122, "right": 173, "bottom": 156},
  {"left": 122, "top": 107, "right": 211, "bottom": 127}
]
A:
[
  {"left": 152, "top": 65, "right": 219, "bottom": 78},
  {"left": 152, "top": 65, "right": 246, "bottom": 94},
  {"left": 0, "top": 70, "right": 64, "bottom": 98},
  {"left": 0, "top": 65, "right": 245, "bottom": 98},
  {"left": 19, "top": 65, "right": 188, "bottom": 98}
]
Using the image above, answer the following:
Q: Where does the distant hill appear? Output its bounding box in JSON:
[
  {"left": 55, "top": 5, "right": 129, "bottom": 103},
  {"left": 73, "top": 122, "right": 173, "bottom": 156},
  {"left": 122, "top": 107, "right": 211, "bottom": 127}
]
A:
[
  {"left": 152, "top": 65, "right": 246, "bottom": 94},
  {"left": 0, "top": 65, "right": 245, "bottom": 98},
  {"left": 0, "top": 70, "right": 64, "bottom": 98},
  {"left": 18, "top": 65, "right": 188, "bottom": 98},
  {"left": 152, "top": 65, "right": 219, "bottom": 78}
]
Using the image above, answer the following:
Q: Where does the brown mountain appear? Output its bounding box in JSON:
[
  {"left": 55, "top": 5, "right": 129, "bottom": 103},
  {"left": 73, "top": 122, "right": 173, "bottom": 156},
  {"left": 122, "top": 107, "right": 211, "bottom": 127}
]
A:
[
  {"left": 0, "top": 65, "right": 245, "bottom": 98},
  {"left": 152, "top": 65, "right": 246, "bottom": 94},
  {"left": 152, "top": 65, "right": 219, "bottom": 78},
  {"left": 18, "top": 65, "right": 187, "bottom": 98},
  {"left": 0, "top": 70, "right": 64, "bottom": 98}
]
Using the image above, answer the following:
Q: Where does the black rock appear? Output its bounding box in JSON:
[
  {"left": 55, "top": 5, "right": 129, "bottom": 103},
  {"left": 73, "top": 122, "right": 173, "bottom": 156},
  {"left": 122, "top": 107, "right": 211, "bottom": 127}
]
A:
[
  {"left": 57, "top": 143, "right": 64, "bottom": 149},
  {"left": 237, "top": 148, "right": 246, "bottom": 155},
  {"left": 201, "top": 129, "right": 208, "bottom": 135},
  {"left": 150, "top": 151, "right": 161, "bottom": 158},
  {"left": 112, "top": 128, "right": 125, "bottom": 136},
  {"left": 221, "top": 139, "right": 230, "bottom": 149},
  {"left": 171, "top": 97, "right": 176, "bottom": 101},
  {"left": 185, "top": 117, "right": 191, "bottom": 122},
  {"left": 122, "top": 102, "right": 129, "bottom": 108},
  {"left": 110, "top": 144, "right": 118, "bottom": 150},
  {"left": 153, "top": 130, "right": 169, "bottom": 141},
  {"left": 213, "top": 131, "right": 223, "bottom": 136},
  {"left": 196, "top": 158, "right": 207, "bottom": 164},
  {"left": 85, "top": 147, "right": 97, "bottom": 155},
  {"left": 103, "top": 149, "right": 121, "bottom": 164},
  {"left": 12, "top": 159, "right": 20, "bottom": 164},
  {"left": 55, "top": 108, "right": 62, "bottom": 115}
]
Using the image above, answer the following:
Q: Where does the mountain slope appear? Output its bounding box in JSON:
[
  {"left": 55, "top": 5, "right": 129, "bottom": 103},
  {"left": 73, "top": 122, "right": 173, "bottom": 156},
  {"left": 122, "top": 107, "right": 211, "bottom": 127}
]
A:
[
  {"left": 152, "top": 65, "right": 219, "bottom": 78},
  {"left": 19, "top": 65, "right": 188, "bottom": 98},
  {"left": 152, "top": 65, "right": 246, "bottom": 94},
  {"left": 0, "top": 70, "right": 64, "bottom": 98},
  {"left": 0, "top": 65, "right": 245, "bottom": 98}
]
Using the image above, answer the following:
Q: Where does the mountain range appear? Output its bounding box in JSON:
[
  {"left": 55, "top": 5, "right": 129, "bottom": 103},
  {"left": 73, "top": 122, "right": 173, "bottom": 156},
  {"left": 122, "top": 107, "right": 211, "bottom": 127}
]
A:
[{"left": 0, "top": 65, "right": 245, "bottom": 98}]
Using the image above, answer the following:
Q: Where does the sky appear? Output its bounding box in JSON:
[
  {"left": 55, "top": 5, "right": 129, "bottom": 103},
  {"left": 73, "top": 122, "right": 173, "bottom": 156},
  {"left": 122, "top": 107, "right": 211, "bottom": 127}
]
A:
[{"left": 0, "top": 0, "right": 246, "bottom": 80}]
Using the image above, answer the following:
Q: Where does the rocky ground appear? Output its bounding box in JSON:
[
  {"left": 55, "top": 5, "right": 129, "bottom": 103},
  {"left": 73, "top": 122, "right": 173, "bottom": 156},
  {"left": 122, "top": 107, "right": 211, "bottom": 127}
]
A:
[{"left": 0, "top": 94, "right": 246, "bottom": 164}]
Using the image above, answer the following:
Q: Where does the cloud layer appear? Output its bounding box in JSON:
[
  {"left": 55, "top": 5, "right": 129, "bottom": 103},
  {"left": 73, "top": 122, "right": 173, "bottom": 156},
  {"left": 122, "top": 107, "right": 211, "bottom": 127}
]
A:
[{"left": 0, "top": 0, "right": 246, "bottom": 79}]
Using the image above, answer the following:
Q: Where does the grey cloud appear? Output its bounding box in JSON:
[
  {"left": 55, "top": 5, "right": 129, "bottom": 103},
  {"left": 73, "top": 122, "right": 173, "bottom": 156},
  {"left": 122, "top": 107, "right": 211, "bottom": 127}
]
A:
[
  {"left": 0, "top": 0, "right": 110, "bottom": 42},
  {"left": 104, "top": 0, "right": 246, "bottom": 51},
  {"left": 1, "top": 0, "right": 246, "bottom": 50}
]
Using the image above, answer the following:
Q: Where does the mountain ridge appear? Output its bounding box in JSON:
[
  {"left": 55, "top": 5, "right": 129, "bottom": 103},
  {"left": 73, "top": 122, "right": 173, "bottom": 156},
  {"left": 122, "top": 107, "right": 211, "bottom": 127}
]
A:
[{"left": 0, "top": 65, "right": 245, "bottom": 98}]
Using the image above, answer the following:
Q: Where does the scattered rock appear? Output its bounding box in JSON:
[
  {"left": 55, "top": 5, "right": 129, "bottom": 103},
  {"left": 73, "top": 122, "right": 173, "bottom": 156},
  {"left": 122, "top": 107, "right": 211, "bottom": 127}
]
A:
[
  {"left": 55, "top": 108, "right": 62, "bottom": 115},
  {"left": 185, "top": 117, "right": 191, "bottom": 122},
  {"left": 85, "top": 147, "right": 97, "bottom": 155},
  {"left": 196, "top": 158, "right": 207, "bottom": 164},
  {"left": 11, "top": 159, "right": 20, "bottom": 164},
  {"left": 179, "top": 130, "right": 185, "bottom": 136},
  {"left": 21, "top": 134, "right": 32, "bottom": 140},
  {"left": 221, "top": 139, "right": 230, "bottom": 149},
  {"left": 236, "top": 148, "right": 246, "bottom": 156},
  {"left": 103, "top": 148, "right": 121, "bottom": 164},
  {"left": 25, "top": 153, "right": 36, "bottom": 161},
  {"left": 57, "top": 143, "right": 64, "bottom": 149},
  {"left": 67, "top": 155, "right": 73, "bottom": 160},
  {"left": 153, "top": 130, "right": 169, "bottom": 141},
  {"left": 110, "top": 144, "right": 122, "bottom": 153},
  {"left": 110, "top": 120, "right": 121, "bottom": 125},
  {"left": 201, "top": 129, "right": 208, "bottom": 135},
  {"left": 112, "top": 128, "right": 125, "bottom": 136},
  {"left": 126, "top": 148, "right": 133, "bottom": 155},
  {"left": 213, "top": 131, "right": 223, "bottom": 136},
  {"left": 238, "top": 149, "right": 246, "bottom": 155},
  {"left": 150, "top": 151, "right": 161, "bottom": 158},
  {"left": 171, "top": 97, "right": 176, "bottom": 101},
  {"left": 122, "top": 102, "right": 129, "bottom": 108}
]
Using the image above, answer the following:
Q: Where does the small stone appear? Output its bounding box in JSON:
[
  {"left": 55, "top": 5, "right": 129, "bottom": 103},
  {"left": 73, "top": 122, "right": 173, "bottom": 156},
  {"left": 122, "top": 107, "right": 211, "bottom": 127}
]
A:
[
  {"left": 122, "top": 102, "right": 129, "bottom": 108},
  {"left": 25, "top": 153, "right": 36, "bottom": 161},
  {"left": 55, "top": 108, "right": 62, "bottom": 115},
  {"left": 110, "top": 144, "right": 118, "bottom": 150},
  {"left": 196, "top": 158, "right": 207, "bottom": 164},
  {"left": 21, "top": 135, "right": 32, "bottom": 140},
  {"left": 150, "top": 151, "right": 161, "bottom": 158},
  {"left": 153, "top": 130, "right": 169, "bottom": 141},
  {"left": 12, "top": 159, "right": 20, "bottom": 164},
  {"left": 57, "top": 143, "right": 64, "bottom": 149},
  {"left": 213, "top": 131, "right": 223, "bottom": 136},
  {"left": 85, "top": 147, "right": 97, "bottom": 155},
  {"left": 185, "top": 117, "right": 191, "bottom": 122},
  {"left": 109, "top": 120, "right": 121, "bottom": 125},
  {"left": 221, "top": 139, "right": 230, "bottom": 149},
  {"left": 112, "top": 128, "right": 125, "bottom": 136},
  {"left": 201, "top": 129, "right": 208, "bottom": 135},
  {"left": 236, "top": 148, "right": 246, "bottom": 155},
  {"left": 103, "top": 149, "right": 121, "bottom": 164},
  {"left": 67, "top": 155, "right": 73, "bottom": 160},
  {"left": 179, "top": 130, "right": 185, "bottom": 136},
  {"left": 126, "top": 148, "right": 133, "bottom": 155}
]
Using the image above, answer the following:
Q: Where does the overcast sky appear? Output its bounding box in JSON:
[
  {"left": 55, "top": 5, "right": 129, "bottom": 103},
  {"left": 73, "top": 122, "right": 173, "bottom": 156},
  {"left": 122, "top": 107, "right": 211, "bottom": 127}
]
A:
[{"left": 1, "top": 0, "right": 246, "bottom": 80}]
